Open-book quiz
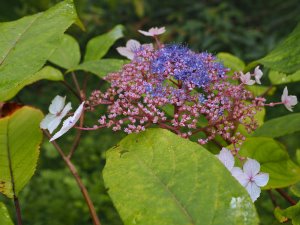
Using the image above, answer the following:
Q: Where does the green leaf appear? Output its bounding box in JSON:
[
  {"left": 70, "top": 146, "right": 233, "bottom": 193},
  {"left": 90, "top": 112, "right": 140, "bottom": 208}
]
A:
[
  {"left": 290, "top": 182, "right": 300, "bottom": 197},
  {"left": 280, "top": 202, "right": 300, "bottom": 225},
  {"left": 253, "top": 113, "right": 300, "bottom": 138},
  {"left": 103, "top": 128, "right": 259, "bottom": 225},
  {"left": 217, "top": 52, "right": 245, "bottom": 75},
  {"left": 0, "top": 0, "right": 78, "bottom": 101},
  {"left": 48, "top": 34, "right": 80, "bottom": 69},
  {"left": 239, "top": 137, "right": 300, "bottom": 189},
  {"left": 258, "top": 23, "right": 300, "bottom": 74},
  {"left": 0, "top": 202, "right": 13, "bottom": 225},
  {"left": 84, "top": 25, "right": 124, "bottom": 61},
  {"left": 0, "top": 106, "right": 43, "bottom": 198},
  {"left": 69, "top": 59, "right": 126, "bottom": 78},
  {"left": 1, "top": 66, "right": 63, "bottom": 99},
  {"left": 269, "top": 70, "right": 300, "bottom": 85},
  {"left": 274, "top": 207, "right": 288, "bottom": 223},
  {"left": 246, "top": 85, "right": 276, "bottom": 96}
]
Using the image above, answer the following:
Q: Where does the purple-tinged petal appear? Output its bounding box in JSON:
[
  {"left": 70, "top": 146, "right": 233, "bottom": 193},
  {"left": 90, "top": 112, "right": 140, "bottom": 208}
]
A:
[
  {"left": 243, "top": 158, "right": 260, "bottom": 178},
  {"left": 253, "top": 172, "right": 269, "bottom": 187},
  {"left": 117, "top": 47, "right": 135, "bottom": 60},
  {"left": 245, "top": 182, "right": 261, "bottom": 202},
  {"left": 126, "top": 39, "right": 141, "bottom": 51},
  {"left": 217, "top": 147, "right": 235, "bottom": 171},
  {"left": 231, "top": 167, "right": 248, "bottom": 187}
]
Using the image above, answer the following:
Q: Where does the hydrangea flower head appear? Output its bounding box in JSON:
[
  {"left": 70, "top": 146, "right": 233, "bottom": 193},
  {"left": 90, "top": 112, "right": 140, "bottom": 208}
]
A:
[{"left": 151, "top": 44, "right": 227, "bottom": 87}]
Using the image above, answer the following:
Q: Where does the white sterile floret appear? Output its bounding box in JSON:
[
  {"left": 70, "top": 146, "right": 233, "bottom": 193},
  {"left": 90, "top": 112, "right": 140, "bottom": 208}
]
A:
[
  {"left": 254, "top": 66, "right": 263, "bottom": 84},
  {"left": 50, "top": 102, "right": 85, "bottom": 142},
  {"left": 40, "top": 95, "right": 72, "bottom": 133},
  {"left": 281, "top": 86, "right": 298, "bottom": 112},
  {"left": 138, "top": 27, "right": 166, "bottom": 37},
  {"left": 231, "top": 159, "right": 269, "bottom": 202},
  {"left": 217, "top": 147, "right": 235, "bottom": 171},
  {"left": 240, "top": 72, "right": 255, "bottom": 85},
  {"left": 116, "top": 39, "right": 141, "bottom": 60}
]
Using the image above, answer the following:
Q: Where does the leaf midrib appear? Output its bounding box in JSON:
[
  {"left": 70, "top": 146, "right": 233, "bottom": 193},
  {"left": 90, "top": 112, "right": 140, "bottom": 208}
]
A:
[
  {"left": 0, "top": 13, "right": 41, "bottom": 66},
  {"left": 6, "top": 117, "right": 16, "bottom": 198}
]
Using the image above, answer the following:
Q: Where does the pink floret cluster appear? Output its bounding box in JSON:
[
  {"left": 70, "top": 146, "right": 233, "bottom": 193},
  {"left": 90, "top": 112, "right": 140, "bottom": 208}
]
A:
[{"left": 87, "top": 44, "right": 265, "bottom": 148}]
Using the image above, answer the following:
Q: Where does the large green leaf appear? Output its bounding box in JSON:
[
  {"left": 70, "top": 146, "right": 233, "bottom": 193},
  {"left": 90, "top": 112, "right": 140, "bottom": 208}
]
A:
[
  {"left": 0, "top": 202, "right": 13, "bottom": 225},
  {"left": 276, "top": 202, "right": 300, "bottom": 225},
  {"left": 84, "top": 25, "right": 124, "bottom": 61},
  {"left": 0, "top": 0, "right": 78, "bottom": 101},
  {"left": 239, "top": 137, "right": 300, "bottom": 189},
  {"left": 258, "top": 23, "right": 300, "bottom": 74},
  {"left": 253, "top": 113, "right": 300, "bottom": 138},
  {"left": 4, "top": 66, "right": 64, "bottom": 97},
  {"left": 103, "top": 128, "right": 259, "bottom": 225},
  {"left": 48, "top": 34, "right": 80, "bottom": 69},
  {"left": 217, "top": 52, "right": 245, "bottom": 75},
  {"left": 69, "top": 59, "right": 126, "bottom": 78},
  {"left": 0, "top": 106, "right": 43, "bottom": 198},
  {"left": 269, "top": 70, "right": 300, "bottom": 85}
]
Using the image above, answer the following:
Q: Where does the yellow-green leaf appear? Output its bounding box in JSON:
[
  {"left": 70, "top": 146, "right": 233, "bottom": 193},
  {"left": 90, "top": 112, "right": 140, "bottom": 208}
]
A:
[
  {"left": 0, "top": 106, "right": 43, "bottom": 198},
  {"left": 103, "top": 128, "right": 259, "bottom": 225}
]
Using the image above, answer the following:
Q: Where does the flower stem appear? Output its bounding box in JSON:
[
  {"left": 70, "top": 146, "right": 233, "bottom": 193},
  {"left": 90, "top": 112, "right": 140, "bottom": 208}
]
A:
[
  {"left": 276, "top": 188, "right": 297, "bottom": 206},
  {"left": 44, "top": 131, "right": 102, "bottom": 225}
]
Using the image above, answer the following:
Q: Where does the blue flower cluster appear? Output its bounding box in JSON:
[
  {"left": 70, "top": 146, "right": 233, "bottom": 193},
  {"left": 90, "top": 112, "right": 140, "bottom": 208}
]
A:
[{"left": 151, "top": 44, "right": 226, "bottom": 87}]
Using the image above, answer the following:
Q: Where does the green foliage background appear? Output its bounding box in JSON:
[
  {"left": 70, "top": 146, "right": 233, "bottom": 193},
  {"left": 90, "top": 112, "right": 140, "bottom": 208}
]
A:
[{"left": 0, "top": 0, "right": 300, "bottom": 224}]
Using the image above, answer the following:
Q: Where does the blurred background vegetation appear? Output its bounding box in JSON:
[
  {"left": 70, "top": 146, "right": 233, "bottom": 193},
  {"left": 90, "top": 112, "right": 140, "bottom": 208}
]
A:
[{"left": 0, "top": 0, "right": 300, "bottom": 224}]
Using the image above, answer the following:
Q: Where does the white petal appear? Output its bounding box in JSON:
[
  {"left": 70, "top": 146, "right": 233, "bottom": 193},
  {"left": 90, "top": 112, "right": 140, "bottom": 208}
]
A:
[
  {"left": 40, "top": 114, "right": 56, "bottom": 129},
  {"left": 231, "top": 167, "right": 249, "bottom": 187},
  {"left": 116, "top": 47, "right": 134, "bottom": 60},
  {"left": 288, "top": 96, "right": 298, "bottom": 106},
  {"left": 50, "top": 117, "right": 73, "bottom": 142},
  {"left": 217, "top": 148, "right": 235, "bottom": 171},
  {"left": 149, "top": 27, "right": 166, "bottom": 35},
  {"left": 49, "top": 95, "right": 65, "bottom": 114},
  {"left": 126, "top": 39, "right": 141, "bottom": 51},
  {"left": 59, "top": 102, "right": 72, "bottom": 119},
  {"left": 47, "top": 117, "right": 63, "bottom": 134},
  {"left": 245, "top": 182, "right": 261, "bottom": 202},
  {"left": 138, "top": 30, "right": 152, "bottom": 36},
  {"left": 254, "top": 172, "right": 269, "bottom": 187},
  {"left": 50, "top": 102, "right": 84, "bottom": 142},
  {"left": 243, "top": 158, "right": 260, "bottom": 177},
  {"left": 246, "top": 80, "right": 256, "bottom": 85},
  {"left": 254, "top": 66, "right": 263, "bottom": 84},
  {"left": 281, "top": 87, "right": 288, "bottom": 103}
]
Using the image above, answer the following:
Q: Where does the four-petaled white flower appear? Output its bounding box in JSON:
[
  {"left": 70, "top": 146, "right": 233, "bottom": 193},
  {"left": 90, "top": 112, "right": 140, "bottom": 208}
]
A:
[
  {"left": 254, "top": 66, "right": 263, "bottom": 84},
  {"left": 138, "top": 27, "right": 166, "bottom": 37},
  {"left": 281, "top": 86, "right": 298, "bottom": 112},
  {"left": 50, "top": 102, "right": 85, "bottom": 142},
  {"left": 240, "top": 72, "right": 255, "bottom": 85},
  {"left": 217, "top": 148, "right": 235, "bottom": 171},
  {"left": 231, "top": 159, "right": 269, "bottom": 202},
  {"left": 40, "top": 95, "right": 72, "bottom": 133},
  {"left": 116, "top": 39, "right": 141, "bottom": 60}
]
